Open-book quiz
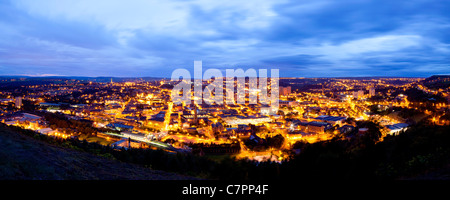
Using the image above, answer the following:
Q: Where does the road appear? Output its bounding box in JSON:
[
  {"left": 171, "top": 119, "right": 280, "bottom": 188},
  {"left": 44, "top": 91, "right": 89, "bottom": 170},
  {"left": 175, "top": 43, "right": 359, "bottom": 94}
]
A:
[{"left": 101, "top": 131, "right": 180, "bottom": 151}]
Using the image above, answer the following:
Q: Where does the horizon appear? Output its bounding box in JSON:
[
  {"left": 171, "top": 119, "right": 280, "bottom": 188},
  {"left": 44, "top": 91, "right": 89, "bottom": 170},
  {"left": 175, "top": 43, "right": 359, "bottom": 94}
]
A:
[
  {"left": 0, "top": 74, "right": 442, "bottom": 79},
  {"left": 0, "top": 0, "right": 449, "bottom": 77}
]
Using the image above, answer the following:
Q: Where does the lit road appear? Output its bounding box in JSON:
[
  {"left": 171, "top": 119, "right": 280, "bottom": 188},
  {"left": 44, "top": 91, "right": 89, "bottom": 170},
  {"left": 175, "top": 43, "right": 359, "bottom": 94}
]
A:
[
  {"left": 163, "top": 102, "right": 173, "bottom": 131},
  {"left": 101, "top": 131, "right": 180, "bottom": 151}
]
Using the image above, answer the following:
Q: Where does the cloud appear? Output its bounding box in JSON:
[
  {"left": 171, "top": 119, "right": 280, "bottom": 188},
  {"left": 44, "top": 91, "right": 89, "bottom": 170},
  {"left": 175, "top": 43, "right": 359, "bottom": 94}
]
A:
[
  {"left": 0, "top": 0, "right": 449, "bottom": 77},
  {"left": 316, "top": 35, "right": 423, "bottom": 59}
]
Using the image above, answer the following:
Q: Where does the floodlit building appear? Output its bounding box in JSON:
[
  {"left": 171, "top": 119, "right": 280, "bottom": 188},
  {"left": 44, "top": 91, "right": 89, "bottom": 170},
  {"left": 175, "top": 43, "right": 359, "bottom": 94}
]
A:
[
  {"left": 386, "top": 123, "right": 409, "bottom": 136},
  {"left": 369, "top": 88, "right": 376, "bottom": 96},
  {"left": 260, "top": 105, "right": 278, "bottom": 115},
  {"left": 37, "top": 128, "right": 56, "bottom": 135},
  {"left": 15, "top": 97, "right": 22, "bottom": 108},
  {"left": 280, "top": 86, "right": 291, "bottom": 96},
  {"left": 358, "top": 128, "right": 369, "bottom": 135},
  {"left": 352, "top": 90, "right": 364, "bottom": 99}
]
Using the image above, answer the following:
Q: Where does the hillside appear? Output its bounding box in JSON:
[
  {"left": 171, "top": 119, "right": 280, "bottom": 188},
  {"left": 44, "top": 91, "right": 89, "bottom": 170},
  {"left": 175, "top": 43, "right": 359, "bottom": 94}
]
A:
[
  {"left": 421, "top": 75, "right": 450, "bottom": 89},
  {"left": 0, "top": 125, "right": 196, "bottom": 180}
]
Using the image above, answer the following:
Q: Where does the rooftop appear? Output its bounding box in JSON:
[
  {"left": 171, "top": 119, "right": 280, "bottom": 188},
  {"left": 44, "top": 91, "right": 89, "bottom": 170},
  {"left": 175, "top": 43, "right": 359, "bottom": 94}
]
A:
[{"left": 315, "top": 115, "right": 347, "bottom": 121}]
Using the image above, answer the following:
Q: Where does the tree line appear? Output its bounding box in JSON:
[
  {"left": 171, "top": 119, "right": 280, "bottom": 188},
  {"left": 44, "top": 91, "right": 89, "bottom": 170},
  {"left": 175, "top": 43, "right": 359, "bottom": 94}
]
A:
[{"left": 41, "top": 111, "right": 114, "bottom": 137}]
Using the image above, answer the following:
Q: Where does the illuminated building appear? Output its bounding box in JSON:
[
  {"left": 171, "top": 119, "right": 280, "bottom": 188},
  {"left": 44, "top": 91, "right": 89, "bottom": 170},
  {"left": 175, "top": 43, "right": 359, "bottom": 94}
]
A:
[
  {"left": 222, "top": 115, "right": 272, "bottom": 126},
  {"left": 260, "top": 105, "right": 277, "bottom": 115},
  {"left": 386, "top": 123, "right": 409, "bottom": 136},
  {"left": 279, "top": 100, "right": 298, "bottom": 107},
  {"left": 280, "top": 86, "right": 291, "bottom": 96},
  {"left": 369, "top": 88, "right": 376, "bottom": 96},
  {"left": 291, "top": 120, "right": 332, "bottom": 134},
  {"left": 358, "top": 128, "right": 369, "bottom": 135},
  {"left": 37, "top": 128, "right": 56, "bottom": 135},
  {"left": 15, "top": 97, "right": 22, "bottom": 108},
  {"left": 352, "top": 90, "right": 364, "bottom": 99},
  {"left": 314, "top": 115, "right": 347, "bottom": 126},
  {"left": 307, "top": 121, "right": 332, "bottom": 134}
]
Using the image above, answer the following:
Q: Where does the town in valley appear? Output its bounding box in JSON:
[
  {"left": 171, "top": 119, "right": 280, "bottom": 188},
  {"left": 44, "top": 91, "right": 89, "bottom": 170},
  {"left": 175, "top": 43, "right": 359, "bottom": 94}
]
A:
[{"left": 1, "top": 75, "right": 449, "bottom": 163}]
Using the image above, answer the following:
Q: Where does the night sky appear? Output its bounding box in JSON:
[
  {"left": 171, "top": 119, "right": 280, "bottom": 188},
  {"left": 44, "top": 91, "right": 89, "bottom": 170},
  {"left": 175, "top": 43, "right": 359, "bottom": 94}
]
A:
[{"left": 0, "top": 0, "right": 449, "bottom": 77}]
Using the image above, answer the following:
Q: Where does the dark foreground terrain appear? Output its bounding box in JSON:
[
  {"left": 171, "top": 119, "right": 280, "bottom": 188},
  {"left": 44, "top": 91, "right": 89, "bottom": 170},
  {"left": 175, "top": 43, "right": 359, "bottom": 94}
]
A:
[{"left": 0, "top": 126, "right": 196, "bottom": 180}]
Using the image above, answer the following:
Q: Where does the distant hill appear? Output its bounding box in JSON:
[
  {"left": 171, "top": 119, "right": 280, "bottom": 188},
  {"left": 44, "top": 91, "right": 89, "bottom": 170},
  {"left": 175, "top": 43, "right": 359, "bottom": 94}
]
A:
[
  {"left": 421, "top": 75, "right": 450, "bottom": 89},
  {"left": 0, "top": 125, "right": 195, "bottom": 180}
]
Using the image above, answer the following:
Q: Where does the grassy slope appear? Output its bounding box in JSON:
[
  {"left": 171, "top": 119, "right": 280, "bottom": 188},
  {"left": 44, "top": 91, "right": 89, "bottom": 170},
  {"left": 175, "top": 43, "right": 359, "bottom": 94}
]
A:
[{"left": 0, "top": 126, "right": 196, "bottom": 180}]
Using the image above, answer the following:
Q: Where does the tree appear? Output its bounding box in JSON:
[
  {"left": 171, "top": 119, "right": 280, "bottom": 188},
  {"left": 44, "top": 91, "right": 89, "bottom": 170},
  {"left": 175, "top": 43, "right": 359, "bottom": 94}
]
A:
[
  {"left": 277, "top": 110, "right": 285, "bottom": 116},
  {"left": 344, "top": 117, "right": 356, "bottom": 125},
  {"left": 356, "top": 121, "right": 382, "bottom": 146},
  {"left": 267, "top": 134, "right": 285, "bottom": 149}
]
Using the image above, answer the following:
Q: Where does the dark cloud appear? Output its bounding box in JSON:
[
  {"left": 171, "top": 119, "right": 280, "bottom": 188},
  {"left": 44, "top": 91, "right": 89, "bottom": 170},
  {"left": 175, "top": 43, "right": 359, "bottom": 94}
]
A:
[
  {"left": 0, "top": 0, "right": 449, "bottom": 77},
  {"left": 0, "top": 2, "right": 116, "bottom": 49},
  {"left": 262, "top": 54, "right": 328, "bottom": 66}
]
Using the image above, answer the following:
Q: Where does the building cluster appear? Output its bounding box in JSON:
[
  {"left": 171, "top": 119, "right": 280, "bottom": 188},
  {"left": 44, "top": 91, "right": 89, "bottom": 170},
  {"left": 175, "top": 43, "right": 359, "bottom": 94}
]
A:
[
  {"left": 1, "top": 76, "right": 448, "bottom": 162},
  {"left": 1, "top": 112, "right": 66, "bottom": 138}
]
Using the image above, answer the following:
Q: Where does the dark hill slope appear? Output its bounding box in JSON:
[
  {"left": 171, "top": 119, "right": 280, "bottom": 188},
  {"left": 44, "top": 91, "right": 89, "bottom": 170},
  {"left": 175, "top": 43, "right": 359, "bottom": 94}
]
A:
[{"left": 0, "top": 126, "right": 195, "bottom": 180}]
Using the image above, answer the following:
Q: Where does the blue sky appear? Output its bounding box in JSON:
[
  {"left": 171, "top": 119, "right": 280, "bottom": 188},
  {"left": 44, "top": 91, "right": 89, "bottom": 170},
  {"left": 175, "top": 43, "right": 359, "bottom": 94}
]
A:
[{"left": 0, "top": 0, "right": 449, "bottom": 77}]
